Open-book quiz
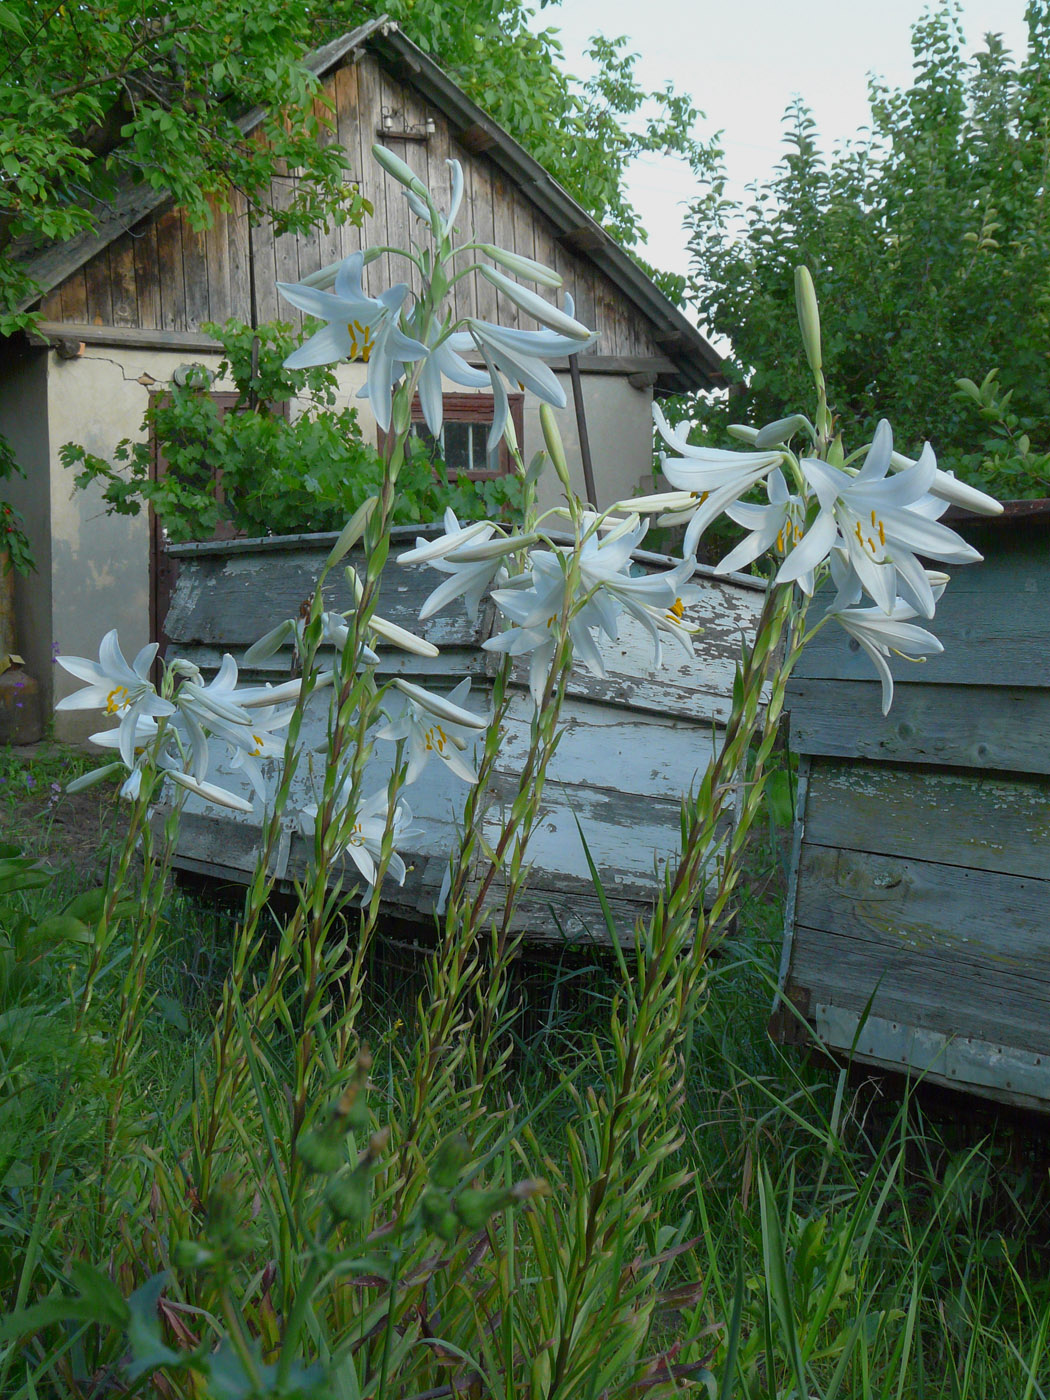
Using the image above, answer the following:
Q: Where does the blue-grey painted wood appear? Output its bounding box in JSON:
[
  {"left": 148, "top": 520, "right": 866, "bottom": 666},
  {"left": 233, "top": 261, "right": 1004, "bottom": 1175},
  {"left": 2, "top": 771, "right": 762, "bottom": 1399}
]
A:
[
  {"left": 787, "top": 679, "right": 1050, "bottom": 774},
  {"left": 162, "top": 529, "right": 768, "bottom": 944}
]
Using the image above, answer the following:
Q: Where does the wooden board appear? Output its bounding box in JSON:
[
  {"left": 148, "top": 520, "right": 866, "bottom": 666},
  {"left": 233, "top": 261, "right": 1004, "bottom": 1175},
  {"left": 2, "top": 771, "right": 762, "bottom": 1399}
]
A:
[
  {"left": 788, "top": 678, "right": 1050, "bottom": 775},
  {"left": 802, "top": 759, "right": 1050, "bottom": 879},
  {"left": 164, "top": 530, "right": 765, "bottom": 943},
  {"left": 793, "top": 536, "right": 1050, "bottom": 689},
  {"left": 789, "top": 924, "right": 1050, "bottom": 1058}
]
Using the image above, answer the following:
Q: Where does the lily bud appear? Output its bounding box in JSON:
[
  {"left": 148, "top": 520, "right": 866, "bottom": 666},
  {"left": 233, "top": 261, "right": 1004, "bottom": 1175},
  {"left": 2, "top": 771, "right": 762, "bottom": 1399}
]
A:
[
  {"left": 727, "top": 424, "right": 760, "bottom": 444},
  {"left": 326, "top": 496, "right": 378, "bottom": 570},
  {"left": 371, "top": 143, "right": 428, "bottom": 199},
  {"left": 479, "top": 244, "right": 562, "bottom": 288},
  {"left": 794, "top": 266, "right": 823, "bottom": 374},
  {"left": 480, "top": 266, "right": 592, "bottom": 339},
  {"left": 540, "top": 404, "right": 572, "bottom": 492},
  {"left": 754, "top": 414, "right": 813, "bottom": 449}
]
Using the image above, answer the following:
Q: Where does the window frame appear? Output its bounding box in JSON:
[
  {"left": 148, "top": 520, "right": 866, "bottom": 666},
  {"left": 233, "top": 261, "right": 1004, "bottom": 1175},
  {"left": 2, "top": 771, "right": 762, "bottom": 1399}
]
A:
[{"left": 379, "top": 391, "right": 525, "bottom": 480}]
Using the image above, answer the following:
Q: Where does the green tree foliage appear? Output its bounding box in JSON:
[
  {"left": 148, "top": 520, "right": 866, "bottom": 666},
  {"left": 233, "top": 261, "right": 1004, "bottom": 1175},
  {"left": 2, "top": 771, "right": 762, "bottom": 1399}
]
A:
[
  {"left": 1, "top": 0, "right": 710, "bottom": 330},
  {"left": 685, "top": 2, "right": 1050, "bottom": 496}
]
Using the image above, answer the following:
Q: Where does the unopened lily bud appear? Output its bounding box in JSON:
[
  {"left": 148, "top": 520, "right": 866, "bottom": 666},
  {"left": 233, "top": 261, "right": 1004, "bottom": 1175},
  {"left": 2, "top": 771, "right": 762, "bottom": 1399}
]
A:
[
  {"left": 297, "top": 1125, "right": 344, "bottom": 1176},
  {"left": 727, "top": 424, "right": 759, "bottom": 444},
  {"left": 501, "top": 410, "right": 519, "bottom": 455},
  {"left": 540, "top": 404, "right": 572, "bottom": 492},
  {"left": 754, "top": 414, "right": 812, "bottom": 450},
  {"left": 326, "top": 497, "right": 378, "bottom": 570},
  {"left": 480, "top": 266, "right": 592, "bottom": 339},
  {"left": 372, "top": 144, "right": 428, "bottom": 199},
  {"left": 244, "top": 618, "right": 295, "bottom": 665},
  {"left": 420, "top": 1189, "right": 460, "bottom": 1241},
  {"left": 326, "top": 1168, "right": 371, "bottom": 1223},
  {"left": 479, "top": 244, "right": 562, "bottom": 288},
  {"left": 794, "top": 266, "right": 823, "bottom": 374},
  {"left": 66, "top": 762, "right": 123, "bottom": 794}
]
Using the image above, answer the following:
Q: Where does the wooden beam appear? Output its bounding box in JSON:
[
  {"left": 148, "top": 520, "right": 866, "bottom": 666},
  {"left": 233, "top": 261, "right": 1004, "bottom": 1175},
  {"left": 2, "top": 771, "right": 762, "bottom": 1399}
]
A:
[{"left": 27, "top": 322, "right": 223, "bottom": 354}]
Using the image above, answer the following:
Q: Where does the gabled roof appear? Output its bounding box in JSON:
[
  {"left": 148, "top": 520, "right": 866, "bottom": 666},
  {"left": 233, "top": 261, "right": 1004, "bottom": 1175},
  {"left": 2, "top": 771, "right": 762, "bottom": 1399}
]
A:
[{"left": 14, "top": 17, "right": 722, "bottom": 390}]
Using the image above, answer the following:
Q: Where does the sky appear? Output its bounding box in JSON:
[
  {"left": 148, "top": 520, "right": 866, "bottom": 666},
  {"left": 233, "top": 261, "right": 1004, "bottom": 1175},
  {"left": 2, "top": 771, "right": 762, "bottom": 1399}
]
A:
[{"left": 531, "top": 0, "right": 1033, "bottom": 279}]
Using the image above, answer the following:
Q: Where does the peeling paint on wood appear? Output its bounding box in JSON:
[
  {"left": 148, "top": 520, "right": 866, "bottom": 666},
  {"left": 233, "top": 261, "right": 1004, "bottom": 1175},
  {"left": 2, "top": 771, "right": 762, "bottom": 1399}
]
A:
[{"left": 163, "top": 529, "right": 766, "bottom": 944}]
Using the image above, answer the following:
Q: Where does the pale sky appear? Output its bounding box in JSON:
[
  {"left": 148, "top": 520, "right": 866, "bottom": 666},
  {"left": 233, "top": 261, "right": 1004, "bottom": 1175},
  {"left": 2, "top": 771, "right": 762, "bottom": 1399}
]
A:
[{"left": 533, "top": 0, "right": 1032, "bottom": 278}]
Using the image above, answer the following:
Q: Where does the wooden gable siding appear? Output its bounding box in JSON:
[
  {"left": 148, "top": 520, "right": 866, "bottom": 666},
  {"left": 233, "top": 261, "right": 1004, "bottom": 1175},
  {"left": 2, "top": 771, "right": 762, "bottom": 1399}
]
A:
[{"left": 39, "top": 52, "right": 660, "bottom": 360}]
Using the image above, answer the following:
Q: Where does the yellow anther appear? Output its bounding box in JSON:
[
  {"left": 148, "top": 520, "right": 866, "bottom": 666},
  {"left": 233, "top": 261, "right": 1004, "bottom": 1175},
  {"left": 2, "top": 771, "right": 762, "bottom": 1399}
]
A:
[
  {"left": 669, "top": 598, "right": 685, "bottom": 620},
  {"left": 425, "top": 724, "right": 448, "bottom": 754},
  {"left": 105, "top": 685, "right": 130, "bottom": 714},
  {"left": 347, "top": 319, "right": 376, "bottom": 363},
  {"left": 878, "top": 521, "right": 886, "bottom": 546}
]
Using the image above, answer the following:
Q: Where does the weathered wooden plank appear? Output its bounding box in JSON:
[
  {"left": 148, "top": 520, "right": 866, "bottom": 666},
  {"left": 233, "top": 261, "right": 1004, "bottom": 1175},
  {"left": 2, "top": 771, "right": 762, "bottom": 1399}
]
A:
[
  {"left": 38, "top": 286, "right": 64, "bottom": 320},
  {"left": 156, "top": 208, "right": 187, "bottom": 331},
  {"left": 794, "top": 844, "right": 1050, "bottom": 983},
  {"left": 491, "top": 171, "right": 520, "bottom": 331},
  {"left": 493, "top": 692, "right": 722, "bottom": 801},
  {"left": 132, "top": 219, "right": 162, "bottom": 329},
  {"left": 350, "top": 56, "right": 384, "bottom": 293},
  {"left": 376, "top": 74, "right": 415, "bottom": 299},
  {"left": 204, "top": 199, "right": 233, "bottom": 324},
  {"left": 58, "top": 270, "right": 88, "bottom": 323},
  {"left": 790, "top": 925, "right": 1050, "bottom": 1056},
  {"left": 804, "top": 759, "right": 1050, "bottom": 879},
  {"left": 226, "top": 188, "right": 252, "bottom": 323},
  {"left": 812, "top": 1004, "right": 1050, "bottom": 1114},
  {"left": 83, "top": 247, "right": 113, "bottom": 326},
  {"left": 787, "top": 678, "right": 1050, "bottom": 774},
  {"left": 108, "top": 234, "right": 138, "bottom": 327},
  {"left": 163, "top": 543, "right": 491, "bottom": 650},
  {"left": 468, "top": 156, "right": 498, "bottom": 322},
  {"left": 181, "top": 220, "right": 211, "bottom": 331},
  {"left": 793, "top": 540, "right": 1050, "bottom": 688}
]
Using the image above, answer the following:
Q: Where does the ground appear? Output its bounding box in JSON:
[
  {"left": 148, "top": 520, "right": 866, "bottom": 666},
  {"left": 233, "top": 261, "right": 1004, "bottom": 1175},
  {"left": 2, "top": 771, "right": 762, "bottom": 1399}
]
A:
[{"left": 0, "top": 741, "right": 128, "bottom": 880}]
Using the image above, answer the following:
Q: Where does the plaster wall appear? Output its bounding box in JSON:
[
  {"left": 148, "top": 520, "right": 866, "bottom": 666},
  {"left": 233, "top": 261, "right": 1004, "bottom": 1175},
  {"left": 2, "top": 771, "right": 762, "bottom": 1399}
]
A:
[{"left": 45, "top": 345, "right": 232, "bottom": 740}]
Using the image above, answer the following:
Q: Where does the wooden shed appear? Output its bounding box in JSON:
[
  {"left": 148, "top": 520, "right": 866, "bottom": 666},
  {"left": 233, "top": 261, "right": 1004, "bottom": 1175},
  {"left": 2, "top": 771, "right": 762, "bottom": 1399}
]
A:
[
  {"left": 773, "top": 502, "right": 1050, "bottom": 1111},
  {"left": 1, "top": 17, "right": 723, "bottom": 742},
  {"left": 161, "top": 527, "right": 768, "bottom": 943}
]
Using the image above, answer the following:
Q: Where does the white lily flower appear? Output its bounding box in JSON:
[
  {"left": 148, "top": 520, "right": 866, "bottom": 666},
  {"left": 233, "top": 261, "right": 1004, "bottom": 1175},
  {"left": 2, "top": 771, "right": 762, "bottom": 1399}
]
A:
[
  {"left": 399, "top": 511, "right": 530, "bottom": 622},
  {"left": 653, "top": 403, "right": 785, "bottom": 555},
  {"left": 300, "top": 784, "right": 418, "bottom": 890},
  {"left": 467, "top": 297, "right": 598, "bottom": 451},
  {"left": 575, "top": 520, "right": 702, "bottom": 666},
  {"left": 277, "top": 252, "right": 428, "bottom": 432},
  {"left": 483, "top": 552, "right": 608, "bottom": 704},
  {"left": 376, "top": 677, "right": 486, "bottom": 784},
  {"left": 55, "top": 629, "right": 175, "bottom": 769},
  {"left": 715, "top": 469, "right": 814, "bottom": 588},
  {"left": 779, "top": 420, "right": 982, "bottom": 616},
  {"left": 827, "top": 600, "right": 944, "bottom": 714},
  {"left": 415, "top": 325, "right": 491, "bottom": 436}
]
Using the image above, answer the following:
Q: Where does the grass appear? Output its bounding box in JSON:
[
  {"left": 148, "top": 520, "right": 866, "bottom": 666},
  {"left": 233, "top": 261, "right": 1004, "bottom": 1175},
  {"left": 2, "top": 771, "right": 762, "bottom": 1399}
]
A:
[{"left": 1, "top": 744, "right": 1049, "bottom": 1398}]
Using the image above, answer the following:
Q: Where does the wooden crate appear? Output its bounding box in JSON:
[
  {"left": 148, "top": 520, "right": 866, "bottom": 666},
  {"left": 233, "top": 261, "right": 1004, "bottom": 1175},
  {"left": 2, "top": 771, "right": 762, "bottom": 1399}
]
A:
[
  {"left": 775, "top": 501, "right": 1050, "bottom": 1110},
  {"left": 162, "top": 525, "right": 768, "bottom": 944}
]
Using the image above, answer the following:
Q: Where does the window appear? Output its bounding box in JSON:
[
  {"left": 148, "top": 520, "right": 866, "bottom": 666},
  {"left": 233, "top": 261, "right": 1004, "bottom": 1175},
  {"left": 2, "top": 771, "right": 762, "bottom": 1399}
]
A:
[{"left": 381, "top": 392, "right": 524, "bottom": 479}]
